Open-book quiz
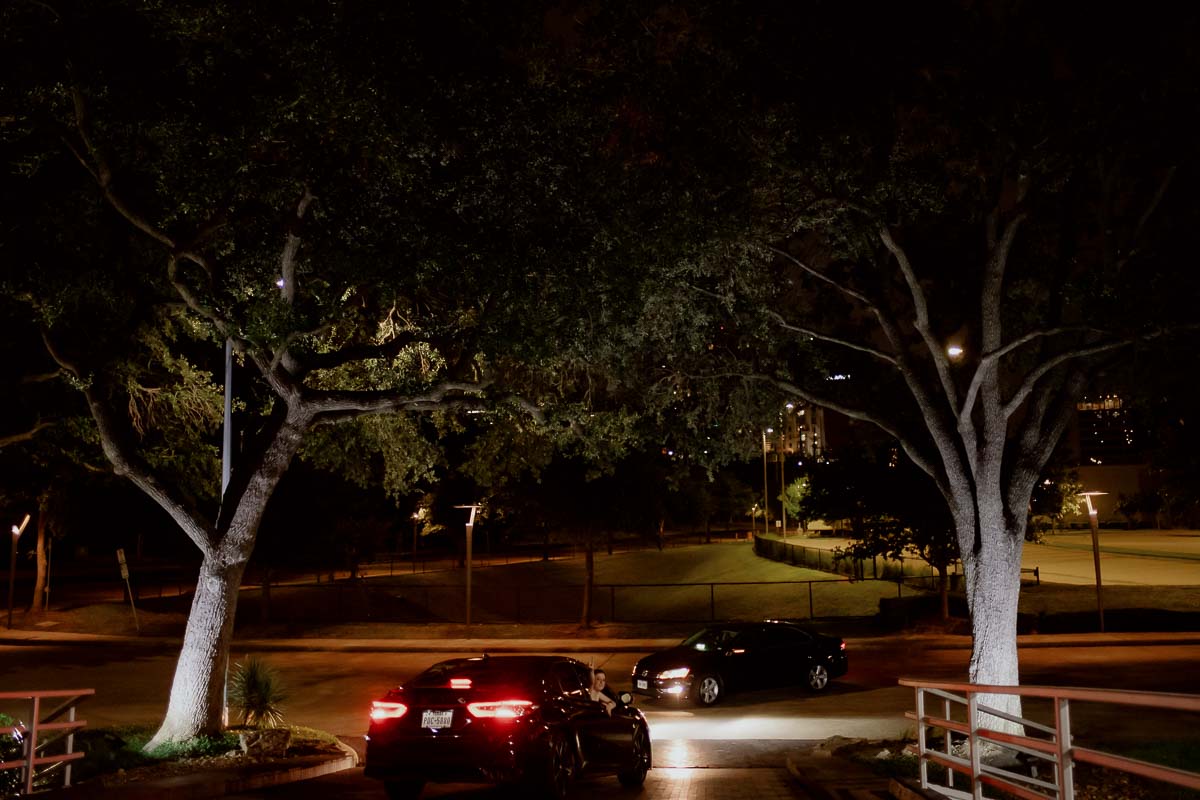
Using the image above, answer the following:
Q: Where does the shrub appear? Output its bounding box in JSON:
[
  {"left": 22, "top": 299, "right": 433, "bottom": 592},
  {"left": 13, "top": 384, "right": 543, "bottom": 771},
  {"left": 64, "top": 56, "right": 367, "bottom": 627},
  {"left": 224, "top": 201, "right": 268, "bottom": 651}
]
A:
[
  {"left": 1, "top": 713, "right": 22, "bottom": 797},
  {"left": 229, "top": 657, "right": 287, "bottom": 728}
]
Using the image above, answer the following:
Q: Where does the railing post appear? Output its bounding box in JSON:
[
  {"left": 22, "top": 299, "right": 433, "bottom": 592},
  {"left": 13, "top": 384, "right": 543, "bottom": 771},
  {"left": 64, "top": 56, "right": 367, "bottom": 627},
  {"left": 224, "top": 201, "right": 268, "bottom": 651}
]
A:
[
  {"left": 916, "top": 687, "right": 929, "bottom": 789},
  {"left": 1056, "top": 696, "right": 1074, "bottom": 800},
  {"left": 944, "top": 696, "right": 954, "bottom": 793},
  {"left": 25, "top": 695, "right": 40, "bottom": 795},
  {"left": 968, "top": 691, "right": 982, "bottom": 800},
  {"left": 64, "top": 704, "right": 77, "bottom": 787}
]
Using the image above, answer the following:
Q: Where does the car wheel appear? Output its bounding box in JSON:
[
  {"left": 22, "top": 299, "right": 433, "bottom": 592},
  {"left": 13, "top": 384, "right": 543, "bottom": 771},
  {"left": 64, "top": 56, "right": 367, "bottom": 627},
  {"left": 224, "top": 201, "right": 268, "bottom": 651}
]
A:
[
  {"left": 692, "top": 673, "right": 723, "bottom": 706},
  {"left": 806, "top": 663, "right": 830, "bottom": 692},
  {"left": 383, "top": 779, "right": 425, "bottom": 799},
  {"left": 533, "top": 730, "right": 575, "bottom": 800},
  {"left": 617, "top": 723, "right": 651, "bottom": 788}
]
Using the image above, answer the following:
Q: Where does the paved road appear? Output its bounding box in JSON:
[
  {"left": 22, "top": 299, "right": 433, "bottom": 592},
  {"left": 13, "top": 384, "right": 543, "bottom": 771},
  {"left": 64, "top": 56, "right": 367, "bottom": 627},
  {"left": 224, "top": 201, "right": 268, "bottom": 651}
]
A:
[
  {"left": 4, "top": 636, "right": 1197, "bottom": 747},
  {"left": 226, "top": 765, "right": 807, "bottom": 800}
]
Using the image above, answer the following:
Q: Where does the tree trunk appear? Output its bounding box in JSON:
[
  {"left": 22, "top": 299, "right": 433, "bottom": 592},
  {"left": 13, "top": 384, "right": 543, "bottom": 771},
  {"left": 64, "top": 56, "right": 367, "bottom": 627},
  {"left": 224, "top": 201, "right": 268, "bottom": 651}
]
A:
[
  {"left": 937, "top": 563, "right": 949, "bottom": 621},
  {"left": 580, "top": 533, "right": 594, "bottom": 628},
  {"left": 260, "top": 566, "right": 271, "bottom": 625},
  {"left": 29, "top": 510, "right": 48, "bottom": 614},
  {"left": 961, "top": 516, "right": 1024, "bottom": 732},
  {"left": 146, "top": 554, "right": 247, "bottom": 749}
]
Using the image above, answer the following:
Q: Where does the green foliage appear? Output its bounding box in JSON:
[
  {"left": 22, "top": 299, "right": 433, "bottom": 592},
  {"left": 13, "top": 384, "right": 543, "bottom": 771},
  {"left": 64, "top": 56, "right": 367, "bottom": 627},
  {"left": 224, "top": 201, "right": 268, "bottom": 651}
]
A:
[
  {"left": 0, "top": 713, "right": 20, "bottom": 796},
  {"left": 66, "top": 724, "right": 240, "bottom": 783},
  {"left": 229, "top": 658, "right": 287, "bottom": 729}
]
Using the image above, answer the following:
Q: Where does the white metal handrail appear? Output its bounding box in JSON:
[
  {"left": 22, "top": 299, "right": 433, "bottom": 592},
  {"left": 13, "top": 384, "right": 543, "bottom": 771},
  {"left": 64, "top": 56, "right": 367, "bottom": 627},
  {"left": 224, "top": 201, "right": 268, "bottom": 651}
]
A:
[
  {"left": 900, "top": 678, "right": 1200, "bottom": 800},
  {"left": 0, "top": 689, "right": 93, "bottom": 795}
]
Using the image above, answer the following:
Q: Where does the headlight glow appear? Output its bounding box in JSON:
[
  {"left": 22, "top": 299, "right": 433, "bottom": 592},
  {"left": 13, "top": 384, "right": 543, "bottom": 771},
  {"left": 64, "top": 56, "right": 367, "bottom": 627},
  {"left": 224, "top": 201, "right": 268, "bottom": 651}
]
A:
[{"left": 658, "top": 667, "right": 690, "bottom": 680}]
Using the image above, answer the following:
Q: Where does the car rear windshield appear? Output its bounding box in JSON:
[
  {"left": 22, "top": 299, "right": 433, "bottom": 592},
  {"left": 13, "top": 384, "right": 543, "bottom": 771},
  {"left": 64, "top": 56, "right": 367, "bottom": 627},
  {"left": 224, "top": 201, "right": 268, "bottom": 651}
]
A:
[{"left": 408, "top": 658, "right": 545, "bottom": 691}]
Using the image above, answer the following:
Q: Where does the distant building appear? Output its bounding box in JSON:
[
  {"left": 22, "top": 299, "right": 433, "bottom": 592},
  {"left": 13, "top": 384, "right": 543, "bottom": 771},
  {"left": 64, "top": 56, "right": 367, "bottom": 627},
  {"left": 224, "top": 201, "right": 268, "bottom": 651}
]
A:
[{"left": 1064, "top": 393, "right": 1152, "bottom": 525}]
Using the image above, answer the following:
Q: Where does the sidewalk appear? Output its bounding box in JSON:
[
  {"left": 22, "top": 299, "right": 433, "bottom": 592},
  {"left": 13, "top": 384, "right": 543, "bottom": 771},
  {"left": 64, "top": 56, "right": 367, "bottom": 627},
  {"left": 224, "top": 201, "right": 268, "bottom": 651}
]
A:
[{"left": 6, "top": 624, "right": 1200, "bottom": 652}]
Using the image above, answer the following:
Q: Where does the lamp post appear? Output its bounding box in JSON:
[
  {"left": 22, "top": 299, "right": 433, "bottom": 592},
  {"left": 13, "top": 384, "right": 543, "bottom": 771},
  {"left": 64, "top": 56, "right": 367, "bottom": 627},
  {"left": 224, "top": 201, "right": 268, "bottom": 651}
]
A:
[
  {"left": 761, "top": 430, "right": 771, "bottom": 538},
  {"left": 455, "top": 505, "right": 480, "bottom": 624},
  {"left": 8, "top": 514, "right": 30, "bottom": 629},
  {"left": 1078, "top": 491, "right": 1107, "bottom": 632}
]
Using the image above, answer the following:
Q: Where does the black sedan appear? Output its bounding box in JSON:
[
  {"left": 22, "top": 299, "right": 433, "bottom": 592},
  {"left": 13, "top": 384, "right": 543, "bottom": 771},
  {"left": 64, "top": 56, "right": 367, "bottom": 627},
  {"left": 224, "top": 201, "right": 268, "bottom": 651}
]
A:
[
  {"left": 631, "top": 620, "right": 847, "bottom": 706},
  {"left": 365, "top": 655, "right": 651, "bottom": 799}
]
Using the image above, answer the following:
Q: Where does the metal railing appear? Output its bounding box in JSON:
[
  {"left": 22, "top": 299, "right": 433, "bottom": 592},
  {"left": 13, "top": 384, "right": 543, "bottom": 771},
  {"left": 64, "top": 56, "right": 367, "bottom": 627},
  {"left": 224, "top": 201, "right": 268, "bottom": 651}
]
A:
[
  {"left": 0, "top": 689, "right": 93, "bottom": 795},
  {"left": 900, "top": 678, "right": 1200, "bottom": 800}
]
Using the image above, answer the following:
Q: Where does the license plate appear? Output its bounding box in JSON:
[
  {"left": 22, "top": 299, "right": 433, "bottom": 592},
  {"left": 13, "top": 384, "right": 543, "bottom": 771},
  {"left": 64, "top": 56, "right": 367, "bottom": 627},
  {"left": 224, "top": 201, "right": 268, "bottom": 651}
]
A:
[
  {"left": 636, "top": 680, "right": 648, "bottom": 690},
  {"left": 421, "top": 709, "right": 454, "bottom": 729}
]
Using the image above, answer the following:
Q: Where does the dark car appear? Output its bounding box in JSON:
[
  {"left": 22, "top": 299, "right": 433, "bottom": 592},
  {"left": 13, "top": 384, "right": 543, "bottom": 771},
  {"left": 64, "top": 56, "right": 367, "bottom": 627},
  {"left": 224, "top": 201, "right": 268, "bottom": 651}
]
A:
[
  {"left": 631, "top": 620, "right": 847, "bottom": 706},
  {"left": 365, "top": 655, "right": 652, "bottom": 799}
]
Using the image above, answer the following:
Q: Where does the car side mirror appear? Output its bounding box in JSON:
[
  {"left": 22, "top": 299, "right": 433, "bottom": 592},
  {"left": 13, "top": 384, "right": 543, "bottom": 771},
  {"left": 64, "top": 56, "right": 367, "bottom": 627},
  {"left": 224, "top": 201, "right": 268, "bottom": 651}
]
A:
[{"left": 618, "top": 692, "right": 633, "bottom": 705}]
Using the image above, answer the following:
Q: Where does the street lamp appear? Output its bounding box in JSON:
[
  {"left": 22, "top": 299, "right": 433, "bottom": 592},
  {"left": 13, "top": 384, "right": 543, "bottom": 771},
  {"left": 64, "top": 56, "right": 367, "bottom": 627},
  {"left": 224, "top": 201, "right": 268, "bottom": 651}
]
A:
[
  {"left": 8, "top": 513, "right": 30, "bottom": 629},
  {"left": 761, "top": 431, "right": 771, "bottom": 539},
  {"left": 947, "top": 344, "right": 964, "bottom": 360},
  {"left": 1078, "top": 491, "right": 1107, "bottom": 632},
  {"left": 454, "top": 505, "right": 480, "bottom": 625}
]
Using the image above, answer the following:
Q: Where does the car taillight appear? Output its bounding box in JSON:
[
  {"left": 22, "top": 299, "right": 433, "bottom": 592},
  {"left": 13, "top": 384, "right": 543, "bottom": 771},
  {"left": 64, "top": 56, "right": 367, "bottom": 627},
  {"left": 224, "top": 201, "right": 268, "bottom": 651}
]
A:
[
  {"left": 370, "top": 701, "right": 408, "bottom": 721},
  {"left": 839, "top": 641, "right": 846, "bottom": 651},
  {"left": 466, "top": 700, "right": 533, "bottom": 719}
]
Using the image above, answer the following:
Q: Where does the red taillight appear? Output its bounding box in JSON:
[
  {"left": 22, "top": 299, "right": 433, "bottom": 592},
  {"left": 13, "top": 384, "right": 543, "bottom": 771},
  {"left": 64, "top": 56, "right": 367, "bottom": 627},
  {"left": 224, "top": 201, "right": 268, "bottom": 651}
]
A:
[
  {"left": 451, "top": 678, "right": 473, "bottom": 689},
  {"left": 839, "top": 641, "right": 846, "bottom": 651},
  {"left": 466, "top": 700, "right": 533, "bottom": 719},
  {"left": 370, "top": 701, "right": 408, "bottom": 721}
]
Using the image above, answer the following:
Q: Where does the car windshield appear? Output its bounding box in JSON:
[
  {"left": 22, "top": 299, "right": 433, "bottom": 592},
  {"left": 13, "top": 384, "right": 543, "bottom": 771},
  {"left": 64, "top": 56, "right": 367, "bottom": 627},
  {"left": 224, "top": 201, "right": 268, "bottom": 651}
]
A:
[{"left": 680, "top": 628, "right": 740, "bottom": 652}]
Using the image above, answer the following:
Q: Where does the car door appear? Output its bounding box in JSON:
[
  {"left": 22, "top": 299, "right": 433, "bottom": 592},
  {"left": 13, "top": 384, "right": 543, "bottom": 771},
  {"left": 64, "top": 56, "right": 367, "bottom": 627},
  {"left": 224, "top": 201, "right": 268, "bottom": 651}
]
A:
[
  {"left": 548, "top": 662, "right": 627, "bottom": 772},
  {"left": 717, "top": 627, "right": 762, "bottom": 691},
  {"left": 761, "top": 625, "right": 817, "bottom": 687}
]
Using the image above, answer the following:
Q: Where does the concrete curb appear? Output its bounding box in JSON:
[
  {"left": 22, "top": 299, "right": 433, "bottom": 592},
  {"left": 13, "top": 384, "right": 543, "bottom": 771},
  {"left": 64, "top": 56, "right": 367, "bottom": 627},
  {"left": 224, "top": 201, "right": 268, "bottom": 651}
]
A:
[{"left": 40, "top": 752, "right": 357, "bottom": 799}]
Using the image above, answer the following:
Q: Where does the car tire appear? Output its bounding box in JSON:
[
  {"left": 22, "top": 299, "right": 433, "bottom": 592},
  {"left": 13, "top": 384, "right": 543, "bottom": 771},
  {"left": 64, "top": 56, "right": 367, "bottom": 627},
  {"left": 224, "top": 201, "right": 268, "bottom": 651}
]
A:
[
  {"left": 806, "top": 663, "right": 830, "bottom": 692},
  {"left": 617, "top": 723, "right": 651, "bottom": 788},
  {"left": 532, "top": 730, "right": 575, "bottom": 800},
  {"left": 692, "top": 673, "right": 724, "bottom": 706},
  {"left": 383, "top": 779, "right": 425, "bottom": 799}
]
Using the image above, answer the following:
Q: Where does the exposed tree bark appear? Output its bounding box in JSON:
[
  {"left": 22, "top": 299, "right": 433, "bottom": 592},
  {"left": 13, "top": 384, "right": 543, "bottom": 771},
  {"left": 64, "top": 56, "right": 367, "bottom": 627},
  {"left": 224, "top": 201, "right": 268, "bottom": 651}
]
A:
[
  {"left": 580, "top": 528, "right": 595, "bottom": 628},
  {"left": 147, "top": 554, "right": 246, "bottom": 748},
  {"left": 29, "top": 508, "right": 48, "bottom": 614}
]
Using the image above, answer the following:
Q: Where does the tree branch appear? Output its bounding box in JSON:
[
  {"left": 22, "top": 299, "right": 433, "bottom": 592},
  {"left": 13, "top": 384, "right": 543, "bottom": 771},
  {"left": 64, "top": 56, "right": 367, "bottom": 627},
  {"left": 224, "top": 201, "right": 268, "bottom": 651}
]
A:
[
  {"left": 278, "top": 187, "right": 315, "bottom": 305},
  {"left": 0, "top": 420, "right": 57, "bottom": 449},
  {"left": 756, "top": 375, "right": 947, "bottom": 495},
  {"left": 41, "top": 330, "right": 216, "bottom": 557},
  {"left": 1000, "top": 339, "right": 1134, "bottom": 419},
  {"left": 1117, "top": 166, "right": 1177, "bottom": 272},
  {"left": 878, "top": 226, "right": 961, "bottom": 413},
  {"left": 69, "top": 87, "right": 176, "bottom": 249},
  {"left": 764, "top": 309, "right": 898, "bottom": 364},
  {"left": 303, "top": 380, "right": 492, "bottom": 417}
]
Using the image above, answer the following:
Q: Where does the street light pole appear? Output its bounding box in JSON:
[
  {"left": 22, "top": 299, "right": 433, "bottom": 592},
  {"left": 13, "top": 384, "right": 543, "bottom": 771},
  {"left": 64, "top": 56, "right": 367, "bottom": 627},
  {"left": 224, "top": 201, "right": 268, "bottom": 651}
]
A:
[
  {"left": 455, "top": 505, "right": 479, "bottom": 625},
  {"left": 8, "top": 514, "right": 30, "bottom": 629},
  {"left": 1079, "top": 492, "right": 1107, "bottom": 632},
  {"left": 761, "top": 432, "right": 770, "bottom": 539},
  {"left": 779, "top": 430, "right": 786, "bottom": 537}
]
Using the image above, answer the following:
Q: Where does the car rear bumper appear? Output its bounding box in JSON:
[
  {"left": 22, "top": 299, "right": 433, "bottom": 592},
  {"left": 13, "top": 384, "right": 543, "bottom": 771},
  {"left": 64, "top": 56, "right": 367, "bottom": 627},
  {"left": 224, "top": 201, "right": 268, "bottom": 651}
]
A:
[{"left": 365, "top": 729, "right": 532, "bottom": 784}]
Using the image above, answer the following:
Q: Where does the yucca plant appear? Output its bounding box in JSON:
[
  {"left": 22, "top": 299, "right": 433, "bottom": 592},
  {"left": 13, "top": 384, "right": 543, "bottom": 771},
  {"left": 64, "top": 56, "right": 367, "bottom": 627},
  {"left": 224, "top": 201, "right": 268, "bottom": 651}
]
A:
[{"left": 229, "top": 657, "right": 287, "bottom": 728}]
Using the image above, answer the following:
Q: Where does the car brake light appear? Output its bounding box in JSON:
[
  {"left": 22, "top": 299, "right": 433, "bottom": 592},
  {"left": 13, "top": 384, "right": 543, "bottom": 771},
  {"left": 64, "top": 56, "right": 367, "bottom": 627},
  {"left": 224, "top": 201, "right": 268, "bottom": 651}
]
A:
[
  {"left": 840, "top": 641, "right": 846, "bottom": 651},
  {"left": 370, "top": 701, "right": 408, "bottom": 721},
  {"left": 467, "top": 700, "right": 533, "bottom": 719},
  {"left": 451, "top": 678, "right": 473, "bottom": 689}
]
